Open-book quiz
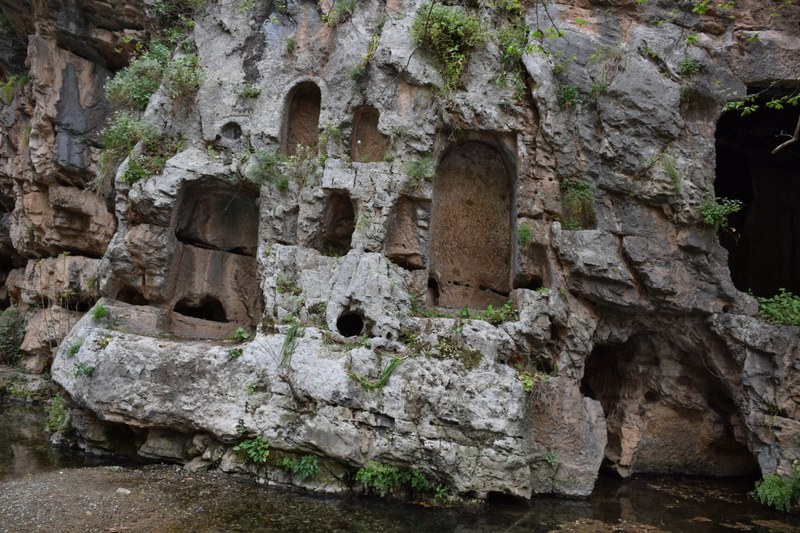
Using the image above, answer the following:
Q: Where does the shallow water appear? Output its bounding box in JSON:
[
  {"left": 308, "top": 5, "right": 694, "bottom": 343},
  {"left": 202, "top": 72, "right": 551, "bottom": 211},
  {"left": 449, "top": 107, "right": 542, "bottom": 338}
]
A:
[{"left": 2, "top": 401, "right": 799, "bottom": 532}]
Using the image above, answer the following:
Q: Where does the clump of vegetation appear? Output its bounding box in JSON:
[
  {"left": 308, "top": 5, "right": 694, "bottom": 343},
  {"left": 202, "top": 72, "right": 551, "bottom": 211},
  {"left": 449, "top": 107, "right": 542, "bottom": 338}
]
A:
[
  {"left": 237, "top": 85, "right": 261, "bottom": 98},
  {"left": 321, "top": 0, "right": 355, "bottom": 25},
  {"left": 234, "top": 436, "right": 270, "bottom": 464},
  {"left": 249, "top": 149, "right": 287, "bottom": 186},
  {"left": 276, "top": 274, "right": 301, "bottom": 296},
  {"left": 406, "top": 156, "right": 435, "bottom": 182},
  {"left": 433, "top": 337, "right": 482, "bottom": 370},
  {"left": 90, "top": 303, "right": 109, "bottom": 321},
  {"left": 280, "top": 455, "right": 320, "bottom": 480},
  {"left": 66, "top": 341, "right": 82, "bottom": 358},
  {"left": 752, "top": 461, "right": 800, "bottom": 512},
  {"left": 561, "top": 179, "right": 595, "bottom": 229},
  {"left": 518, "top": 222, "right": 533, "bottom": 248},
  {"left": 474, "top": 301, "right": 517, "bottom": 325},
  {"left": 0, "top": 74, "right": 29, "bottom": 105},
  {"left": 46, "top": 394, "right": 69, "bottom": 433},
  {"left": 678, "top": 56, "right": 701, "bottom": 77},
  {"left": 355, "top": 462, "right": 404, "bottom": 497},
  {"left": 756, "top": 289, "right": 800, "bottom": 327},
  {"left": 557, "top": 83, "right": 581, "bottom": 108},
  {"left": 105, "top": 43, "right": 171, "bottom": 110},
  {"left": 350, "top": 357, "right": 403, "bottom": 391},
  {"left": 230, "top": 327, "right": 251, "bottom": 342},
  {"left": 227, "top": 347, "right": 243, "bottom": 361},
  {"left": 0, "top": 307, "right": 27, "bottom": 365},
  {"left": 698, "top": 195, "right": 742, "bottom": 229},
  {"left": 519, "top": 369, "right": 551, "bottom": 393},
  {"left": 100, "top": 111, "right": 160, "bottom": 154},
  {"left": 163, "top": 54, "right": 204, "bottom": 100},
  {"left": 411, "top": 2, "right": 482, "bottom": 92},
  {"left": 73, "top": 363, "right": 95, "bottom": 378}
]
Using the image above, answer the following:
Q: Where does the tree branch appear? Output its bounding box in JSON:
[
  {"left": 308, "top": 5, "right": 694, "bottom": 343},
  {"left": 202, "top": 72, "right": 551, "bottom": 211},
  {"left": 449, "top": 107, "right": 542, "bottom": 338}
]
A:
[{"left": 772, "top": 114, "right": 800, "bottom": 155}]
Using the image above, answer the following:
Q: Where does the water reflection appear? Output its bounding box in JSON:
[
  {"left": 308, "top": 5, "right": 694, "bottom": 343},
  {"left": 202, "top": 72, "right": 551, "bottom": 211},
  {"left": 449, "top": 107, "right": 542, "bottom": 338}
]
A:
[{"left": 2, "top": 401, "right": 799, "bottom": 532}]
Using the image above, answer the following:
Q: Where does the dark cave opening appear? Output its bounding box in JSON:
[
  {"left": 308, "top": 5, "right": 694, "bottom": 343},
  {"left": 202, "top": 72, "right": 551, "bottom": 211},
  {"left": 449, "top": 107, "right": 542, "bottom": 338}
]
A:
[
  {"left": 336, "top": 312, "right": 364, "bottom": 337},
  {"left": 715, "top": 87, "right": 800, "bottom": 297},
  {"left": 173, "top": 295, "right": 228, "bottom": 323},
  {"left": 117, "top": 287, "right": 149, "bottom": 306},
  {"left": 309, "top": 190, "right": 355, "bottom": 256}
]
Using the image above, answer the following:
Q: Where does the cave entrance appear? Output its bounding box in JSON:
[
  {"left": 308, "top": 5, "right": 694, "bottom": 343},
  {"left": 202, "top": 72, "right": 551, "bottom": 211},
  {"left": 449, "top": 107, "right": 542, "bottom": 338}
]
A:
[
  {"left": 173, "top": 295, "right": 228, "bottom": 322},
  {"left": 283, "top": 81, "right": 321, "bottom": 155},
  {"left": 428, "top": 141, "right": 512, "bottom": 309},
  {"left": 715, "top": 87, "right": 800, "bottom": 297},
  {"left": 309, "top": 190, "right": 355, "bottom": 256},
  {"left": 581, "top": 334, "right": 759, "bottom": 478},
  {"left": 351, "top": 105, "right": 389, "bottom": 163},
  {"left": 336, "top": 312, "right": 364, "bottom": 337}
]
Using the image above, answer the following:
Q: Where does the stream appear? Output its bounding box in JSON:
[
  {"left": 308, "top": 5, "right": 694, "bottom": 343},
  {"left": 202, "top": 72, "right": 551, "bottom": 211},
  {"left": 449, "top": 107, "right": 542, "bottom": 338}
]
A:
[{"left": 1, "top": 401, "right": 799, "bottom": 532}]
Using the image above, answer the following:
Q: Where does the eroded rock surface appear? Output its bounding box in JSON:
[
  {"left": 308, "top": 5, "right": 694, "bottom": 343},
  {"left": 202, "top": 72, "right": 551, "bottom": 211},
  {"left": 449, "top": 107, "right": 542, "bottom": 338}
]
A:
[{"left": 1, "top": 0, "right": 799, "bottom": 501}]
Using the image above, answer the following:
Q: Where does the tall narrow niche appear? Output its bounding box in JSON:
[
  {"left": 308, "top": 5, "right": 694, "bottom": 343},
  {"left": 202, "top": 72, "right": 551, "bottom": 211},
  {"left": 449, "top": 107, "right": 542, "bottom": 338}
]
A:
[
  {"left": 351, "top": 105, "right": 389, "bottom": 163},
  {"left": 167, "top": 179, "right": 262, "bottom": 339},
  {"left": 283, "top": 81, "right": 321, "bottom": 155},
  {"left": 428, "top": 141, "right": 512, "bottom": 309}
]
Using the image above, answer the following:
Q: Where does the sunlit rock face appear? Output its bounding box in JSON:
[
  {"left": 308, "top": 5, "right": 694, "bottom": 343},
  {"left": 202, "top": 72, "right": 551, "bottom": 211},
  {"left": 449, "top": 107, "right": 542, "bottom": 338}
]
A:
[{"left": 2, "top": 0, "right": 800, "bottom": 500}]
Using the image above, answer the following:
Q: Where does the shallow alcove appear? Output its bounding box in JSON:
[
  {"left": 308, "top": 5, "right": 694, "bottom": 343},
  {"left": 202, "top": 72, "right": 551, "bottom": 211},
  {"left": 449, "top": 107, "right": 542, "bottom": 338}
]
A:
[
  {"left": 715, "top": 88, "right": 800, "bottom": 296},
  {"left": 282, "top": 81, "right": 321, "bottom": 155},
  {"left": 428, "top": 141, "right": 512, "bottom": 309},
  {"left": 220, "top": 121, "right": 242, "bottom": 140},
  {"left": 336, "top": 312, "right": 364, "bottom": 337},
  {"left": 117, "top": 287, "right": 149, "bottom": 306},
  {"left": 581, "top": 334, "right": 759, "bottom": 478},
  {"left": 384, "top": 196, "right": 431, "bottom": 270},
  {"left": 174, "top": 179, "right": 259, "bottom": 256},
  {"left": 173, "top": 295, "right": 227, "bottom": 322},
  {"left": 350, "top": 105, "right": 389, "bottom": 163},
  {"left": 308, "top": 190, "right": 356, "bottom": 256}
]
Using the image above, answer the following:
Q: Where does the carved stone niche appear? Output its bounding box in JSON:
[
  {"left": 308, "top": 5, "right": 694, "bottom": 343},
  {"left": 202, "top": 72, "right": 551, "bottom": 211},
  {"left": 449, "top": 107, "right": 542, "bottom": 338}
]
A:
[
  {"left": 350, "top": 105, "right": 389, "bottom": 163},
  {"left": 164, "top": 178, "right": 262, "bottom": 339},
  {"left": 428, "top": 134, "right": 516, "bottom": 309},
  {"left": 282, "top": 80, "right": 321, "bottom": 155},
  {"left": 384, "top": 196, "right": 430, "bottom": 271},
  {"left": 307, "top": 189, "right": 355, "bottom": 257}
]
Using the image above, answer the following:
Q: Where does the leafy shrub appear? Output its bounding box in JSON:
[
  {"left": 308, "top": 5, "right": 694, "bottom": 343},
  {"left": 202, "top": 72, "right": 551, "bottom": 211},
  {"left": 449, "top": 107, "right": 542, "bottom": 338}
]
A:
[
  {"left": 475, "top": 301, "right": 517, "bottom": 325},
  {"left": 237, "top": 85, "right": 261, "bottom": 98},
  {"left": 406, "top": 156, "right": 435, "bottom": 181},
  {"left": 698, "top": 195, "right": 742, "bottom": 228},
  {"left": 557, "top": 83, "right": 581, "bottom": 108},
  {"left": 752, "top": 463, "right": 800, "bottom": 512},
  {"left": 234, "top": 436, "right": 270, "bottom": 464},
  {"left": 121, "top": 155, "right": 150, "bottom": 185},
  {"left": 756, "top": 289, "right": 800, "bottom": 327},
  {"left": 518, "top": 222, "right": 533, "bottom": 248},
  {"left": 0, "top": 74, "right": 28, "bottom": 105},
  {"left": 280, "top": 455, "right": 320, "bottom": 480},
  {"left": 0, "top": 307, "right": 27, "bottom": 365},
  {"left": 678, "top": 57, "right": 701, "bottom": 77},
  {"left": 227, "top": 347, "right": 243, "bottom": 361},
  {"left": 100, "top": 111, "right": 159, "bottom": 154},
  {"left": 561, "top": 178, "right": 595, "bottom": 229},
  {"left": 321, "top": 0, "right": 355, "bottom": 25},
  {"left": 105, "top": 43, "right": 171, "bottom": 110},
  {"left": 230, "top": 326, "right": 251, "bottom": 342},
  {"left": 163, "top": 54, "right": 204, "bottom": 100},
  {"left": 249, "top": 149, "right": 288, "bottom": 186},
  {"left": 355, "top": 462, "right": 404, "bottom": 497},
  {"left": 46, "top": 394, "right": 68, "bottom": 433},
  {"left": 73, "top": 363, "right": 95, "bottom": 378},
  {"left": 411, "top": 3, "right": 482, "bottom": 91},
  {"left": 497, "top": 22, "right": 528, "bottom": 77},
  {"left": 66, "top": 342, "right": 82, "bottom": 358}
]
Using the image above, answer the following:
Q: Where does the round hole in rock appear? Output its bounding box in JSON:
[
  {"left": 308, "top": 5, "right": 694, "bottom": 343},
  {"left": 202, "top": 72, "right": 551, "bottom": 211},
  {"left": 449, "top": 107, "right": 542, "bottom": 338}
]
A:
[
  {"left": 173, "top": 295, "right": 228, "bottom": 322},
  {"left": 336, "top": 312, "right": 364, "bottom": 337},
  {"left": 221, "top": 121, "right": 242, "bottom": 140}
]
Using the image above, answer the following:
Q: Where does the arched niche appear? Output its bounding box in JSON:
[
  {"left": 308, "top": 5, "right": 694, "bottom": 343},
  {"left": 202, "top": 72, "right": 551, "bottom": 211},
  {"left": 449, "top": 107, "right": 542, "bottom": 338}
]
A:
[
  {"left": 174, "top": 179, "right": 258, "bottom": 256},
  {"left": 282, "top": 81, "right": 321, "bottom": 155},
  {"left": 715, "top": 87, "right": 800, "bottom": 297},
  {"left": 428, "top": 141, "right": 512, "bottom": 309},
  {"left": 351, "top": 105, "right": 389, "bottom": 163},
  {"left": 384, "top": 196, "right": 431, "bottom": 270}
]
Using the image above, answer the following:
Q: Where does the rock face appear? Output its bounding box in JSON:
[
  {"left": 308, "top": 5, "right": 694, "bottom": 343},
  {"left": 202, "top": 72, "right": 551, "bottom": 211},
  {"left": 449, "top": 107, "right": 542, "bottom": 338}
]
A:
[{"left": 2, "top": 0, "right": 800, "bottom": 501}]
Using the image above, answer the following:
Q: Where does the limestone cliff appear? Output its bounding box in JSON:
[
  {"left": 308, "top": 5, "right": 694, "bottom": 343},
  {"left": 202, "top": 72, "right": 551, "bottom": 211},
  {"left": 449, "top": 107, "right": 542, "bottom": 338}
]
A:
[{"left": 1, "top": 0, "right": 799, "bottom": 500}]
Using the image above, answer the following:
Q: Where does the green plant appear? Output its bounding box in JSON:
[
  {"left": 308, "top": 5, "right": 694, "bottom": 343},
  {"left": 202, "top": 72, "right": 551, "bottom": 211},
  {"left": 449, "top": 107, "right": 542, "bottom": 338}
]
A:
[
  {"left": 249, "top": 149, "right": 287, "bottom": 186},
  {"left": 73, "top": 363, "right": 95, "bottom": 378},
  {"left": 234, "top": 436, "right": 270, "bottom": 464},
  {"left": 518, "top": 222, "right": 533, "bottom": 248},
  {"left": 245, "top": 382, "right": 259, "bottom": 395},
  {"left": 406, "top": 156, "right": 435, "bottom": 181},
  {"left": 105, "top": 43, "right": 171, "bottom": 110},
  {"left": 557, "top": 83, "right": 581, "bottom": 108},
  {"left": 276, "top": 274, "right": 301, "bottom": 295},
  {"left": 230, "top": 327, "right": 251, "bottom": 342},
  {"left": 284, "top": 37, "right": 297, "bottom": 54},
  {"left": 411, "top": 2, "right": 482, "bottom": 92},
  {"left": 698, "top": 195, "right": 742, "bottom": 229},
  {"left": 475, "top": 301, "right": 516, "bottom": 325},
  {"left": 236, "top": 85, "right": 261, "bottom": 98},
  {"left": 350, "top": 357, "right": 403, "bottom": 391},
  {"left": 519, "top": 369, "right": 550, "bottom": 393},
  {"left": 321, "top": 0, "right": 355, "bottom": 25},
  {"left": 0, "top": 74, "right": 28, "bottom": 105},
  {"left": 408, "top": 470, "right": 429, "bottom": 492},
  {"left": 121, "top": 155, "right": 150, "bottom": 185},
  {"left": 46, "top": 394, "right": 68, "bottom": 433},
  {"left": 0, "top": 307, "right": 27, "bottom": 365},
  {"left": 355, "top": 462, "right": 404, "bottom": 497},
  {"left": 90, "top": 304, "right": 109, "bottom": 321},
  {"left": 678, "top": 57, "right": 701, "bottom": 77},
  {"left": 348, "top": 64, "right": 367, "bottom": 83},
  {"left": 280, "top": 323, "right": 301, "bottom": 368},
  {"left": 163, "top": 54, "right": 204, "bottom": 100},
  {"left": 756, "top": 289, "right": 800, "bottom": 327},
  {"left": 280, "top": 455, "right": 320, "bottom": 480},
  {"left": 433, "top": 484, "right": 451, "bottom": 505},
  {"left": 561, "top": 178, "right": 595, "bottom": 228},
  {"left": 227, "top": 347, "right": 243, "bottom": 361},
  {"left": 662, "top": 153, "right": 681, "bottom": 195},
  {"left": 752, "top": 461, "right": 800, "bottom": 512},
  {"left": 588, "top": 80, "right": 609, "bottom": 105},
  {"left": 100, "top": 111, "right": 159, "bottom": 153},
  {"left": 66, "top": 341, "right": 82, "bottom": 358}
]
